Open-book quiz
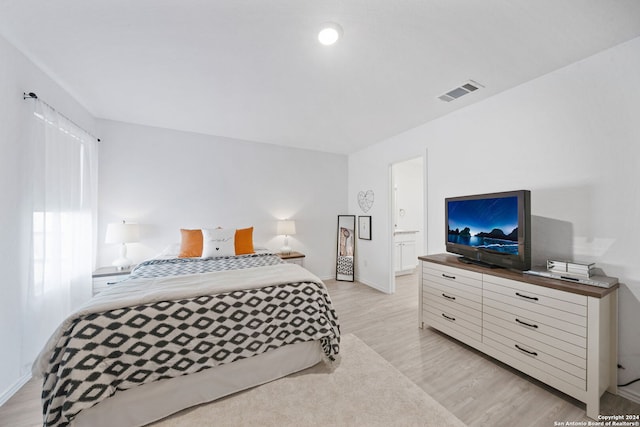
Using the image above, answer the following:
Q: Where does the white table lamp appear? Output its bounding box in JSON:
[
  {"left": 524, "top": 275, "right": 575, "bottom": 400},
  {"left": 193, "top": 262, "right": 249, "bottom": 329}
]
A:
[
  {"left": 277, "top": 220, "right": 296, "bottom": 255},
  {"left": 105, "top": 220, "right": 139, "bottom": 270}
]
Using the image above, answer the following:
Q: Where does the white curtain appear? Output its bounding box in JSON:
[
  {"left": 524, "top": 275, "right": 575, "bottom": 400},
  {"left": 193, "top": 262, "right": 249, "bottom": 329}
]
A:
[{"left": 21, "top": 99, "right": 98, "bottom": 375}]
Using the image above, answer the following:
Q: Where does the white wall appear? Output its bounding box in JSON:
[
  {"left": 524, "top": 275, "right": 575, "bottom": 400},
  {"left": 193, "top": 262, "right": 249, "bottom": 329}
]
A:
[
  {"left": 348, "top": 36, "right": 640, "bottom": 398},
  {"left": 97, "top": 120, "right": 347, "bottom": 280},
  {"left": 3, "top": 25, "right": 639, "bottom": 404},
  {"left": 0, "top": 34, "right": 97, "bottom": 401}
]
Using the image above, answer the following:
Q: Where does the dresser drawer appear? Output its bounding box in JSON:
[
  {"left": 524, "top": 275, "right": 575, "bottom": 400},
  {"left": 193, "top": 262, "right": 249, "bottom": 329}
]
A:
[
  {"left": 423, "top": 264, "right": 482, "bottom": 293},
  {"left": 424, "top": 295, "right": 482, "bottom": 328},
  {"left": 423, "top": 274, "right": 481, "bottom": 301},
  {"left": 483, "top": 330, "right": 586, "bottom": 390},
  {"left": 483, "top": 311, "right": 586, "bottom": 365},
  {"left": 483, "top": 279, "right": 587, "bottom": 329},
  {"left": 423, "top": 285, "right": 481, "bottom": 312},
  {"left": 93, "top": 277, "right": 110, "bottom": 295},
  {"left": 92, "top": 268, "right": 130, "bottom": 296},
  {"left": 93, "top": 276, "right": 124, "bottom": 295},
  {"left": 483, "top": 275, "right": 587, "bottom": 310},
  {"left": 483, "top": 305, "right": 586, "bottom": 351},
  {"left": 424, "top": 307, "right": 482, "bottom": 344}
]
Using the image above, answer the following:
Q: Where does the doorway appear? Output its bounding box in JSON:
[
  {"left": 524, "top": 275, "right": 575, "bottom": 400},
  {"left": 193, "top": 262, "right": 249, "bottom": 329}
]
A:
[{"left": 390, "top": 157, "right": 424, "bottom": 292}]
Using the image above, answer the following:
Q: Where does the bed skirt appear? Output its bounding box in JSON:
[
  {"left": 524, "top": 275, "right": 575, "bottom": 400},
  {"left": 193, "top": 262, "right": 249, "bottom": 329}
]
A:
[{"left": 72, "top": 340, "right": 322, "bottom": 427}]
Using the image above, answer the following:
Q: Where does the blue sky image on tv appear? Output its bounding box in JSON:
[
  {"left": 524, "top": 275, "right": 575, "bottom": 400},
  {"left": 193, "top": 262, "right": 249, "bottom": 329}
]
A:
[{"left": 447, "top": 196, "right": 519, "bottom": 254}]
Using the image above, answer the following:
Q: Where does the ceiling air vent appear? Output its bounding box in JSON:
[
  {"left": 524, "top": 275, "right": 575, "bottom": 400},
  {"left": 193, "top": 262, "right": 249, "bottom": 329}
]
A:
[{"left": 438, "top": 80, "right": 483, "bottom": 102}]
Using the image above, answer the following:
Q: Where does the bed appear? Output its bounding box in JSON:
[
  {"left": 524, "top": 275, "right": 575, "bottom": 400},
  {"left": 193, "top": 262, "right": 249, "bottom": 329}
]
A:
[{"left": 33, "top": 252, "right": 341, "bottom": 427}]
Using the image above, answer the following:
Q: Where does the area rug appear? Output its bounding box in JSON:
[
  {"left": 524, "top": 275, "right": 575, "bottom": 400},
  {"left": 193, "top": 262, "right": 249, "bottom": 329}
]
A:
[{"left": 150, "top": 333, "right": 467, "bottom": 427}]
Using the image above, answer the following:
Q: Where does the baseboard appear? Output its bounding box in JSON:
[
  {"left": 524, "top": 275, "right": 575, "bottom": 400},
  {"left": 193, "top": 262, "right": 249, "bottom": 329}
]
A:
[
  {"left": 618, "top": 387, "right": 640, "bottom": 405},
  {"left": 0, "top": 372, "right": 31, "bottom": 406},
  {"left": 354, "top": 276, "right": 392, "bottom": 294},
  {"left": 320, "top": 273, "right": 389, "bottom": 294}
]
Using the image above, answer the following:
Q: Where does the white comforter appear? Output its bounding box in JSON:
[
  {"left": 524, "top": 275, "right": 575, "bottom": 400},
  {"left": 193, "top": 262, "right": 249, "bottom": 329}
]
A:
[{"left": 33, "top": 262, "right": 324, "bottom": 377}]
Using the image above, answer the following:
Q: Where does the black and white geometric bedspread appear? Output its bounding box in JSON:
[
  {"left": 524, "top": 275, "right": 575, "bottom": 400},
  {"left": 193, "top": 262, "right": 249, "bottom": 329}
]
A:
[
  {"left": 40, "top": 258, "right": 340, "bottom": 427},
  {"left": 128, "top": 252, "right": 285, "bottom": 280}
]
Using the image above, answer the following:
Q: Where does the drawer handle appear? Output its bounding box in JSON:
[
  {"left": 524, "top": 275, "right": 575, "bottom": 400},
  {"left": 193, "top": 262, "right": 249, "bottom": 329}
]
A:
[
  {"left": 515, "top": 318, "right": 538, "bottom": 329},
  {"left": 515, "top": 292, "right": 539, "bottom": 301},
  {"left": 441, "top": 313, "right": 456, "bottom": 322},
  {"left": 442, "top": 274, "right": 456, "bottom": 280},
  {"left": 442, "top": 293, "right": 456, "bottom": 301},
  {"left": 515, "top": 344, "right": 538, "bottom": 357}
]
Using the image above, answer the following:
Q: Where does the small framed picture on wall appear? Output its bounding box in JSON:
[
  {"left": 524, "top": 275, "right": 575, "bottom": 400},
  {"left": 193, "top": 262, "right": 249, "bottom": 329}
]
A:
[{"left": 358, "top": 216, "right": 371, "bottom": 240}]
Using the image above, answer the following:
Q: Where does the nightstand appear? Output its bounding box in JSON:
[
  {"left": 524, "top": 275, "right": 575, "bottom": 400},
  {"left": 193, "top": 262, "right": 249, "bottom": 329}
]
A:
[
  {"left": 92, "top": 266, "right": 131, "bottom": 296},
  {"left": 278, "top": 251, "right": 305, "bottom": 266}
]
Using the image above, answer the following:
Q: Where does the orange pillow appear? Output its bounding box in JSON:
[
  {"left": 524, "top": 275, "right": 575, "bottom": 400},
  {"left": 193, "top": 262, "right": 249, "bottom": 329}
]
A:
[
  {"left": 178, "top": 229, "right": 203, "bottom": 258},
  {"left": 235, "top": 227, "right": 255, "bottom": 255}
]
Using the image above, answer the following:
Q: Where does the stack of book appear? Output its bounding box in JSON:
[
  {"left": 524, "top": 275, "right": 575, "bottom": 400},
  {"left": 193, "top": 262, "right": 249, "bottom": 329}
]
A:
[{"left": 546, "top": 260, "right": 595, "bottom": 279}]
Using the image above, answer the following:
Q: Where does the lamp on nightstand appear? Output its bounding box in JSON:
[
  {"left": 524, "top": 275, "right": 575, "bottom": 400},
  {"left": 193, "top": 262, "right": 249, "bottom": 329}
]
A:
[
  {"left": 105, "top": 220, "right": 139, "bottom": 270},
  {"left": 277, "top": 220, "right": 296, "bottom": 255}
]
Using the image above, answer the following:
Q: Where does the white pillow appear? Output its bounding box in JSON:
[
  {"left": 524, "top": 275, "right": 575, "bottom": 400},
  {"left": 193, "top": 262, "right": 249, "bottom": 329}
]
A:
[
  {"left": 154, "top": 243, "right": 181, "bottom": 259},
  {"left": 201, "top": 228, "right": 235, "bottom": 258}
]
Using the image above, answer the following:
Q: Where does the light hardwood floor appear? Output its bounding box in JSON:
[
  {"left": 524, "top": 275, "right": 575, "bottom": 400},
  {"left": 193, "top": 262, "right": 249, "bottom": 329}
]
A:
[
  {"left": 328, "top": 273, "right": 640, "bottom": 427},
  {"left": 1, "top": 273, "right": 638, "bottom": 427}
]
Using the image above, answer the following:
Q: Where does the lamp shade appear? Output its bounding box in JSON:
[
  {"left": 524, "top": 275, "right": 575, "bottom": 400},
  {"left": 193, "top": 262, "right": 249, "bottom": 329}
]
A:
[
  {"left": 277, "top": 220, "right": 296, "bottom": 236},
  {"left": 105, "top": 222, "right": 140, "bottom": 244}
]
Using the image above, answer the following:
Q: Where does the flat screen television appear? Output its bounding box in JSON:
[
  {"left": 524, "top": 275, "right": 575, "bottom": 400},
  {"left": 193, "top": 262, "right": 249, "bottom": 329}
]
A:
[{"left": 445, "top": 189, "right": 531, "bottom": 270}]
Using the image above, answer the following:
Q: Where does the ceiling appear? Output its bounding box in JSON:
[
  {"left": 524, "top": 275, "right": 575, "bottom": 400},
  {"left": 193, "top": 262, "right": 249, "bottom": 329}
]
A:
[{"left": 1, "top": 1, "right": 640, "bottom": 154}]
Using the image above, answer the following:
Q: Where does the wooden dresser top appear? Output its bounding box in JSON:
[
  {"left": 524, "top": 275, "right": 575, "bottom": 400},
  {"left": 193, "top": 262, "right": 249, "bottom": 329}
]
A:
[{"left": 418, "top": 253, "right": 618, "bottom": 298}]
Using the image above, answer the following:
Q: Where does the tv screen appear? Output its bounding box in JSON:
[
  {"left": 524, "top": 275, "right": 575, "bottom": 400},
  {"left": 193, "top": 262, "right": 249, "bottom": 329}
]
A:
[{"left": 445, "top": 190, "right": 531, "bottom": 270}]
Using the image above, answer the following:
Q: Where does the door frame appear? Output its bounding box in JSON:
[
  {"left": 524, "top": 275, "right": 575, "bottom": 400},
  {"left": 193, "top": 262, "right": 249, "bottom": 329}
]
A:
[{"left": 388, "top": 150, "right": 428, "bottom": 293}]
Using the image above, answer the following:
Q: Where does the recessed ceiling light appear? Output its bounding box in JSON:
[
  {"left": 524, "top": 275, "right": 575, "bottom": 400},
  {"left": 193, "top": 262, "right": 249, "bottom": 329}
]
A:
[{"left": 318, "top": 23, "right": 343, "bottom": 46}]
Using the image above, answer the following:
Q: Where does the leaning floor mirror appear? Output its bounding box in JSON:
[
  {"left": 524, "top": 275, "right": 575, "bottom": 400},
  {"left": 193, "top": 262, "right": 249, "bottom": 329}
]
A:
[{"left": 336, "top": 215, "right": 356, "bottom": 282}]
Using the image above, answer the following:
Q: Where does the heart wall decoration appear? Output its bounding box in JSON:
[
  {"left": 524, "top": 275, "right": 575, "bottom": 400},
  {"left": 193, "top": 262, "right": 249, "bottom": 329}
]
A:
[{"left": 357, "top": 190, "right": 374, "bottom": 213}]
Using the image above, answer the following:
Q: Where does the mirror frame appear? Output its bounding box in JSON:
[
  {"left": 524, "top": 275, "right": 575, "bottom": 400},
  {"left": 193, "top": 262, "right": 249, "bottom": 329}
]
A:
[{"left": 336, "top": 215, "right": 356, "bottom": 282}]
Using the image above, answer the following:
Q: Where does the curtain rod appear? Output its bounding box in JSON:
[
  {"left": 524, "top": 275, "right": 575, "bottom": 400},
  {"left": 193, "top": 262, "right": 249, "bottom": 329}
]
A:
[{"left": 23, "top": 92, "right": 101, "bottom": 142}]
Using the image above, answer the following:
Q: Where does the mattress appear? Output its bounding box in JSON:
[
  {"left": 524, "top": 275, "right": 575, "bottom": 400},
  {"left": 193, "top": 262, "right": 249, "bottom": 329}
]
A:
[{"left": 33, "top": 253, "right": 340, "bottom": 427}]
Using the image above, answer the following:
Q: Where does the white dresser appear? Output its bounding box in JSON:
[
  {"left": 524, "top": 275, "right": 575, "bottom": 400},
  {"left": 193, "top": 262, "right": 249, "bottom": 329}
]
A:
[{"left": 419, "top": 253, "right": 618, "bottom": 420}]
